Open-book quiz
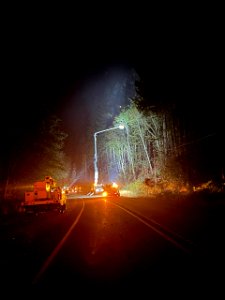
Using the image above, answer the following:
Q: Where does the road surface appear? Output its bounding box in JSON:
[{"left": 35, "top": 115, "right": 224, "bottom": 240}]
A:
[{"left": 0, "top": 193, "right": 224, "bottom": 297}]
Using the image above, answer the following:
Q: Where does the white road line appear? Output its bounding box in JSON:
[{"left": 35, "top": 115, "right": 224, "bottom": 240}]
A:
[
  {"left": 110, "top": 201, "right": 193, "bottom": 254},
  {"left": 32, "top": 201, "right": 85, "bottom": 285}
]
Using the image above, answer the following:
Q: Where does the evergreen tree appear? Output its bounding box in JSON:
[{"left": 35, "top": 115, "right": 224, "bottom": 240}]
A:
[{"left": 14, "top": 115, "right": 71, "bottom": 183}]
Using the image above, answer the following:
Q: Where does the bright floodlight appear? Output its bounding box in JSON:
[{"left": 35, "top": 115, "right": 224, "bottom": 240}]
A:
[{"left": 118, "top": 124, "right": 124, "bottom": 129}]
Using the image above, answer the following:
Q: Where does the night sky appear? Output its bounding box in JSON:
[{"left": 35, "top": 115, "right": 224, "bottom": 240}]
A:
[
  {"left": 6, "top": 35, "right": 222, "bottom": 133},
  {"left": 1, "top": 12, "right": 224, "bottom": 182}
]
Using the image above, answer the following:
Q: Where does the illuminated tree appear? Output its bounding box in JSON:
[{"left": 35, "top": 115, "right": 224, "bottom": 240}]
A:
[
  {"left": 104, "top": 101, "right": 160, "bottom": 183},
  {"left": 104, "top": 99, "right": 189, "bottom": 185}
]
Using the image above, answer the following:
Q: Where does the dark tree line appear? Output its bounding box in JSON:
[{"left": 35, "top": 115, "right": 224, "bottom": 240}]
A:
[{"left": 1, "top": 115, "right": 71, "bottom": 200}]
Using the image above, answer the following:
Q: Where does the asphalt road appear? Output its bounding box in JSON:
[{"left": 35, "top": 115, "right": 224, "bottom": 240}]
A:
[{"left": 0, "top": 193, "right": 225, "bottom": 298}]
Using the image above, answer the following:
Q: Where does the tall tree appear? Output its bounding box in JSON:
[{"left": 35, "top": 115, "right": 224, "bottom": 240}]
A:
[{"left": 13, "top": 115, "right": 71, "bottom": 183}]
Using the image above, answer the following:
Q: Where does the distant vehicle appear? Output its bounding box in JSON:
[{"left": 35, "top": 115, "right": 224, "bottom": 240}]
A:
[
  {"left": 88, "top": 182, "right": 120, "bottom": 197},
  {"left": 22, "top": 176, "right": 66, "bottom": 213},
  {"left": 103, "top": 182, "right": 120, "bottom": 197},
  {"left": 87, "top": 182, "right": 120, "bottom": 197},
  {"left": 93, "top": 184, "right": 105, "bottom": 195}
]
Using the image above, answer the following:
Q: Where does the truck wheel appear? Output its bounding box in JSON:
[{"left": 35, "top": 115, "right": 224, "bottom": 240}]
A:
[{"left": 59, "top": 204, "right": 66, "bottom": 214}]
